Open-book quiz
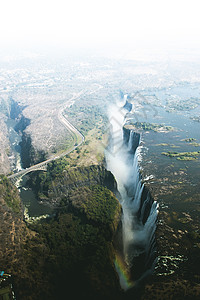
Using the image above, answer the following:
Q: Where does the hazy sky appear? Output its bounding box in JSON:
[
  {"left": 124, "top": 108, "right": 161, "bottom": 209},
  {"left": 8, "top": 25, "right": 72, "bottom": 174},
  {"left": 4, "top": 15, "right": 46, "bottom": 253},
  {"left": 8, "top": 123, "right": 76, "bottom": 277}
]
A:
[{"left": 1, "top": 0, "right": 200, "bottom": 55}]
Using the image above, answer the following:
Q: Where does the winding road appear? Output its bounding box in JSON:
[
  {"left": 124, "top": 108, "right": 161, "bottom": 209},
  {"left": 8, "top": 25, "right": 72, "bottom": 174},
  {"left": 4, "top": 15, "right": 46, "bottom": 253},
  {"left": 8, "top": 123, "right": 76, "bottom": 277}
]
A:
[{"left": 7, "top": 85, "right": 102, "bottom": 181}]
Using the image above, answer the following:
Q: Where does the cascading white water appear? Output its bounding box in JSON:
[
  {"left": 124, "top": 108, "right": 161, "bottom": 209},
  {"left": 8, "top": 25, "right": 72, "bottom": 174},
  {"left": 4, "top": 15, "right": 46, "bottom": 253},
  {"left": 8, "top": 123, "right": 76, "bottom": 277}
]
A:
[{"left": 105, "top": 93, "right": 159, "bottom": 287}]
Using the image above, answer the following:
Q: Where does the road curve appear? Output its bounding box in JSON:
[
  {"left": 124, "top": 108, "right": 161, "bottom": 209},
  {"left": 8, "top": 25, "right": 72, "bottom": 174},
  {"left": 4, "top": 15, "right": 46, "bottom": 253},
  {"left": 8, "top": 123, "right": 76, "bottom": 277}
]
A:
[{"left": 8, "top": 93, "right": 85, "bottom": 180}]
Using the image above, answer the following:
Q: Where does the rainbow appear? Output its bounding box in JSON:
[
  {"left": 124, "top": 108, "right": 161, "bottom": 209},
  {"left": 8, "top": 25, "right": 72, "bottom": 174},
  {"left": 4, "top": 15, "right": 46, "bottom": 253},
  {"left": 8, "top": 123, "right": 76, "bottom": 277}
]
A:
[{"left": 114, "top": 254, "right": 134, "bottom": 291}]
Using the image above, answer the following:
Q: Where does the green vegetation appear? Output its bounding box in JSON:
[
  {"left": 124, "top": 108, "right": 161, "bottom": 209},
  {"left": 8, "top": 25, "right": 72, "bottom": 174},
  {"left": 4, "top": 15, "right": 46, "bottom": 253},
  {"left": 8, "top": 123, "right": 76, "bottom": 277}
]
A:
[
  {"left": 156, "top": 143, "right": 169, "bottom": 146},
  {"left": 132, "top": 122, "right": 174, "bottom": 132},
  {"left": 156, "top": 143, "right": 180, "bottom": 147},
  {"left": 0, "top": 285, "right": 13, "bottom": 299},
  {"left": 189, "top": 142, "right": 200, "bottom": 147},
  {"left": 0, "top": 163, "right": 122, "bottom": 299},
  {"left": 171, "top": 145, "right": 180, "bottom": 148},
  {"left": 162, "top": 151, "right": 200, "bottom": 161},
  {"left": 180, "top": 138, "right": 200, "bottom": 147},
  {"left": 28, "top": 160, "right": 115, "bottom": 204},
  {"left": 0, "top": 163, "right": 121, "bottom": 300},
  {"left": 47, "top": 158, "right": 69, "bottom": 179},
  {"left": 177, "top": 157, "right": 197, "bottom": 161},
  {"left": 18, "top": 184, "right": 121, "bottom": 300},
  {"left": 69, "top": 185, "right": 121, "bottom": 234},
  {"left": 177, "top": 217, "right": 191, "bottom": 224},
  {"left": 181, "top": 138, "right": 196, "bottom": 142},
  {"left": 0, "top": 175, "right": 21, "bottom": 213},
  {"left": 63, "top": 103, "right": 108, "bottom": 167},
  {"left": 190, "top": 115, "right": 200, "bottom": 122},
  {"left": 65, "top": 104, "right": 107, "bottom": 135},
  {"left": 188, "top": 231, "right": 200, "bottom": 240},
  {"left": 27, "top": 158, "right": 69, "bottom": 199},
  {"left": 166, "top": 97, "right": 200, "bottom": 112}
]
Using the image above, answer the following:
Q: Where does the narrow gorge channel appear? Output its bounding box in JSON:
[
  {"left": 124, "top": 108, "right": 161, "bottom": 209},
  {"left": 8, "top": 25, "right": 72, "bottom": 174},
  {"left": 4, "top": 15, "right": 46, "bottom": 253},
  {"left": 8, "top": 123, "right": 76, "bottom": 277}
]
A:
[
  {"left": 105, "top": 95, "right": 159, "bottom": 293},
  {"left": 6, "top": 99, "right": 50, "bottom": 218}
]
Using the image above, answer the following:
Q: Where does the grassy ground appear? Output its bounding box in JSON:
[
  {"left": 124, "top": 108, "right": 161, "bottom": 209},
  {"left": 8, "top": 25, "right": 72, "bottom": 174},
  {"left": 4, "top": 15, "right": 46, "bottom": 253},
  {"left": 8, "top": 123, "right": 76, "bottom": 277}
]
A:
[{"left": 66, "top": 125, "right": 107, "bottom": 167}]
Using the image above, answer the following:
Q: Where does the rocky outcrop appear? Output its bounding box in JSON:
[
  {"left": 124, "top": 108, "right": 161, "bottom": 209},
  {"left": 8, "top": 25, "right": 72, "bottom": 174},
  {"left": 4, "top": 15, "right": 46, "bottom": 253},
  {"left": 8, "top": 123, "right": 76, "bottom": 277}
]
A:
[
  {"left": 0, "top": 98, "right": 32, "bottom": 173},
  {"left": 123, "top": 127, "right": 140, "bottom": 154},
  {"left": 9, "top": 99, "right": 46, "bottom": 169},
  {"left": 5, "top": 98, "right": 47, "bottom": 169},
  {"left": 9, "top": 98, "right": 23, "bottom": 120},
  {"left": 60, "top": 165, "right": 117, "bottom": 193},
  {"left": 28, "top": 164, "right": 117, "bottom": 206},
  {"left": 20, "top": 132, "right": 47, "bottom": 168},
  {"left": 14, "top": 115, "right": 30, "bottom": 133},
  {"left": 0, "top": 118, "right": 10, "bottom": 174}
]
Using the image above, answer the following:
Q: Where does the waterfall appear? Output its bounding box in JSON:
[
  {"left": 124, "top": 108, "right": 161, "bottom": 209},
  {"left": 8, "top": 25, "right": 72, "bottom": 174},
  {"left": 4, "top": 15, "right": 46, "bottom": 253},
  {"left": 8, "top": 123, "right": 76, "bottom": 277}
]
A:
[{"left": 105, "top": 93, "right": 159, "bottom": 289}]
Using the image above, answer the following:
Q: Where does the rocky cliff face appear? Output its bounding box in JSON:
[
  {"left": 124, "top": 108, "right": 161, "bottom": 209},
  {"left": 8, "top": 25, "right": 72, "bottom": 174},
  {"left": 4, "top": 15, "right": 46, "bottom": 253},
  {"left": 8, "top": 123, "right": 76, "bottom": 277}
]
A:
[
  {"left": 0, "top": 118, "right": 10, "bottom": 174},
  {"left": 14, "top": 164, "right": 123, "bottom": 300},
  {"left": 14, "top": 115, "right": 31, "bottom": 133},
  {"left": 28, "top": 164, "right": 117, "bottom": 206},
  {"left": 0, "top": 98, "right": 31, "bottom": 173},
  {"left": 9, "top": 100, "right": 47, "bottom": 169},
  {"left": 20, "top": 132, "right": 47, "bottom": 168},
  {"left": 0, "top": 97, "right": 48, "bottom": 172},
  {"left": 9, "top": 98, "right": 23, "bottom": 120}
]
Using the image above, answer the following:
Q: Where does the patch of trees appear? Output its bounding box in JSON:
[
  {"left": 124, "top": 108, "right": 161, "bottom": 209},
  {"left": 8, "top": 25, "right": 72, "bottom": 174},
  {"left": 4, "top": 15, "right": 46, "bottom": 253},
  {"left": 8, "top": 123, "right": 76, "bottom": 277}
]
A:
[
  {"left": 65, "top": 104, "right": 107, "bottom": 135},
  {"left": 16, "top": 185, "right": 122, "bottom": 300},
  {"left": 0, "top": 175, "right": 21, "bottom": 213}
]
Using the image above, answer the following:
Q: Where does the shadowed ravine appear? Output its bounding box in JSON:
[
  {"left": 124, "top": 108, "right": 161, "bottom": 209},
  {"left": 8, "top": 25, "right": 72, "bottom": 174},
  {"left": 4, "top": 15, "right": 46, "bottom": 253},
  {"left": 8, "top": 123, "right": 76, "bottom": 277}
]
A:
[{"left": 105, "top": 94, "right": 159, "bottom": 292}]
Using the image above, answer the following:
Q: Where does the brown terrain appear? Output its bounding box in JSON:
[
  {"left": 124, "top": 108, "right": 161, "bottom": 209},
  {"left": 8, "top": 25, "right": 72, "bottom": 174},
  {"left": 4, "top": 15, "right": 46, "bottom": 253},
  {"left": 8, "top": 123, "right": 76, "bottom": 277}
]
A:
[
  {"left": 0, "top": 118, "right": 10, "bottom": 174},
  {"left": 0, "top": 176, "right": 33, "bottom": 275}
]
